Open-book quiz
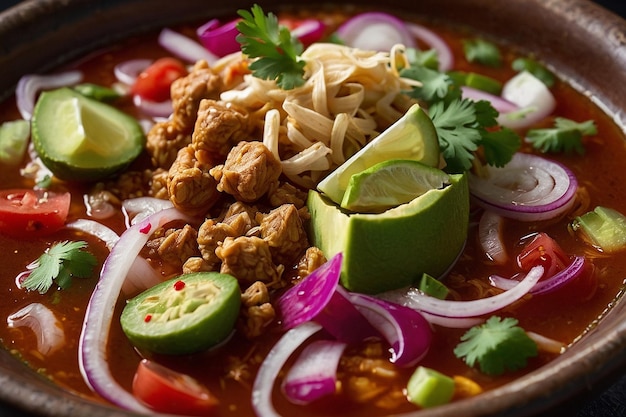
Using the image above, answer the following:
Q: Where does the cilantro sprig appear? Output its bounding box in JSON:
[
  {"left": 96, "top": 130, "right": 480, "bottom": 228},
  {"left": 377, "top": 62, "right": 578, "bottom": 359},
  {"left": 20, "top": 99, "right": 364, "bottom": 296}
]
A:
[
  {"left": 236, "top": 4, "right": 306, "bottom": 89},
  {"left": 527, "top": 117, "right": 597, "bottom": 154},
  {"left": 454, "top": 316, "right": 538, "bottom": 376},
  {"left": 22, "top": 241, "right": 97, "bottom": 294}
]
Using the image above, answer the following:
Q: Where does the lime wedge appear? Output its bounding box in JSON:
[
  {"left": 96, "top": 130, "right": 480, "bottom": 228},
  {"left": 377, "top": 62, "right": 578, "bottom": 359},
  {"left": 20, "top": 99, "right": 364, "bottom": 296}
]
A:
[
  {"left": 308, "top": 172, "right": 469, "bottom": 294},
  {"left": 317, "top": 103, "right": 440, "bottom": 205},
  {"left": 341, "top": 159, "right": 450, "bottom": 213}
]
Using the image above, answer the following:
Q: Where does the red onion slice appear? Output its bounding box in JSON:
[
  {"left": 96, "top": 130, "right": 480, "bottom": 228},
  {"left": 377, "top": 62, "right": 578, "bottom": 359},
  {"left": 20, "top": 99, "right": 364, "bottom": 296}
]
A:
[
  {"left": 336, "top": 12, "right": 416, "bottom": 51},
  {"left": 197, "top": 18, "right": 241, "bottom": 57},
  {"left": 158, "top": 28, "right": 219, "bottom": 65},
  {"left": 7, "top": 303, "right": 65, "bottom": 356},
  {"left": 132, "top": 94, "right": 173, "bottom": 118},
  {"left": 78, "top": 207, "right": 191, "bottom": 413},
  {"left": 404, "top": 22, "right": 454, "bottom": 71},
  {"left": 478, "top": 210, "right": 508, "bottom": 265},
  {"left": 461, "top": 86, "right": 519, "bottom": 114},
  {"left": 420, "top": 312, "right": 485, "bottom": 329},
  {"left": 16, "top": 70, "right": 83, "bottom": 120},
  {"left": 66, "top": 219, "right": 119, "bottom": 250},
  {"left": 350, "top": 293, "right": 432, "bottom": 367},
  {"left": 113, "top": 59, "right": 152, "bottom": 86},
  {"left": 497, "top": 71, "right": 556, "bottom": 129},
  {"left": 469, "top": 153, "right": 578, "bottom": 222},
  {"left": 252, "top": 322, "right": 322, "bottom": 417},
  {"left": 289, "top": 19, "right": 326, "bottom": 46},
  {"left": 489, "top": 255, "right": 587, "bottom": 296},
  {"left": 277, "top": 253, "right": 377, "bottom": 344},
  {"left": 281, "top": 339, "right": 346, "bottom": 405},
  {"left": 379, "top": 265, "right": 544, "bottom": 318}
]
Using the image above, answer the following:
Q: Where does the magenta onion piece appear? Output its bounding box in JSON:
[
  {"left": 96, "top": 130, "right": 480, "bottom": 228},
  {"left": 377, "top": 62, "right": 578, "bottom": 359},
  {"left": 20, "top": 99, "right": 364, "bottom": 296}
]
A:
[
  {"left": 461, "top": 86, "right": 519, "bottom": 114},
  {"left": 197, "top": 18, "right": 241, "bottom": 57},
  {"left": 7, "top": 303, "right": 65, "bottom": 356},
  {"left": 277, "top": 253, "right": 377, "bottom": 344},
  {"left": 379, "top": 265, "right": 543, "bottom": 318},
  {"left": 478, "top": 210, "right": 508, "bottom": 265},
  {"left": 16, "top": 70, "right": 83, "bottom": 120},
  {"left": 252, "top": 322, "right": 322, "bottom": 417},
  {"left": 78, "top": 207, "right": 191, "bottom": 413},
  {"left": 497, "top": 71, "right": 556, "bottom": 129},
  {"left": 158, "top": 28, "right": 219, "bottom": 65},
  {"left": 336, "top": 12, "right": 416, "bottom": 51},
  {"left": 489, "top": 255, "right": 586, "bottom": 296},
  {"left": 404, "top": 22, "right": 454, "bottom": 71},
  {"left": 289, "top": 19, "right": 326, "bottom": 46},
  {"left": 113, "top": 59, "right": 152, "bottom": 85},
  {"left": 132, "top": 94, "right": 173, "bottom": 118},
  {"left": 469, "top": 153, "right": 578, "bottom": 222},
  {"left": 350, "top": 293, "right": 431, "bottom": 367},
  {"left": 281, "top": 339, "right": 346, "bottom": 404}
]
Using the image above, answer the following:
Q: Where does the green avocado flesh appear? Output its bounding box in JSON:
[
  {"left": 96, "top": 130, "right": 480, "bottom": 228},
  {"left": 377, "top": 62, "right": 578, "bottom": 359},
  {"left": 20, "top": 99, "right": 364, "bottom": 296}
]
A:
[
  {"left": 307, "top": 173, "right": 469, "bottom": 294},
  {"left": 120, "top": 272, "right": 241, "bottom": 355}
]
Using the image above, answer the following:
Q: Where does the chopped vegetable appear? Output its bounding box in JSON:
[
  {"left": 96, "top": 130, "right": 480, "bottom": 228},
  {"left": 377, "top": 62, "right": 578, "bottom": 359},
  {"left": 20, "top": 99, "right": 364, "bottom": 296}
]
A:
[
  {"left": 402, "top": 65, "right": 453, "bottom": 103},
  {"left": 454, "top": 316, "right": 538, "bottom": 375},
  {"left": 572, "top": 206, "right": 626, "bottom": 253},
  {"left": 73, "top": 83, "right": 121, "bottom": 101},
  {"left": 512, "top": 57, "right": 555, "bottom": 87},
  {"left": 448, "top": 71, "right": 503, "bottom": 95},
  {"left": 497, "top": 71, "right": 557, "bottom": 130},
  {"left": 130, "top": 57, "right": 187, "bottom": 102},
  {"left": 527, "top": 117, "right": 597, "bottom": 154},
  {"left": 418, "top": 273, "right": 449, "bottom": 299},
  {"left": 406, "top": 366, "right": 455, "bottom": 408},
  {"left": 0, "top": 119, "right": 30, "bottom": 165},
  {"left": 22, "top": 241, "right": 97, "bottom": 294},
  {"left": 462, "top": 38, "right": 502, "bottom": 67},
  {"left": 236, "top": 4, "right": 306, "bottom": 89}
]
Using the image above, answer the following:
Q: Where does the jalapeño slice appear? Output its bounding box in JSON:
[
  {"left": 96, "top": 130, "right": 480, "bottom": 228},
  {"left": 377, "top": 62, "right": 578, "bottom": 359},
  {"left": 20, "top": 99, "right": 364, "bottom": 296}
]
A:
[{"left": 121, "top": 272, "right": 241, "bottom": 355}]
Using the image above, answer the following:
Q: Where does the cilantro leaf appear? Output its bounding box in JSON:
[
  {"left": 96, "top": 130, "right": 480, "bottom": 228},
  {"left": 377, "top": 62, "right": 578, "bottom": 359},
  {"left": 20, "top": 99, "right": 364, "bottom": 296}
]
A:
[
  {"left": 512, "top": 58, "right": 555, "bottom": 87},
  {"left": 454, "top": 316, "right": 538, "bottom": 376},
  {"left": 22, "top": 241, "right": 97, "bottom": 294},
  {"left": 236, "top": 4, "right": 306, "bottom": 89},
  {"left": 401, "top": 66, "right": 453, "bottom": 103},
  {"left": 463, "top": 38, "right": 502, "bottom": 67},
  {"left": 481, "top": 128, "right": 522, "bottom": 167},
  {"left": 527, "top": 117, "right": 597, "bottom": 154}
]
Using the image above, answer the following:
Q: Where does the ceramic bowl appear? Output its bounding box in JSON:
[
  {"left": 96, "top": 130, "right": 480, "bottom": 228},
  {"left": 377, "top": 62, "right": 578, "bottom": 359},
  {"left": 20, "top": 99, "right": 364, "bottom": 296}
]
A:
[{"left": 0, "top": 0, "right": 625, "bottom": 416}]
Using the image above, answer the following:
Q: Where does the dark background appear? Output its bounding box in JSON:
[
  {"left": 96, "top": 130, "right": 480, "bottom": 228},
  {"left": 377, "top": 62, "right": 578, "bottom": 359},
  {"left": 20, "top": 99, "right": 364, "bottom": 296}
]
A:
[{"left": 0, "top": 1, "right": 625, "bottom": 416}]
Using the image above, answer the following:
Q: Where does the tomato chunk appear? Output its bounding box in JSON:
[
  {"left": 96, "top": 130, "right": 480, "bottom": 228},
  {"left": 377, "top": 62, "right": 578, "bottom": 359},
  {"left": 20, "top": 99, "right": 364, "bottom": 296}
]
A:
[
  {"left": 0, "top": 189, "right": 70, "bottom": 238},
  {"left": 132, "top": 359, "right": 219, "bottom": 416},
  {"left": 517, "top": 232, "right": 571, "bottom": 277},
  {"left": 130, "top": 57, "right": 187, "bottom": 102}
]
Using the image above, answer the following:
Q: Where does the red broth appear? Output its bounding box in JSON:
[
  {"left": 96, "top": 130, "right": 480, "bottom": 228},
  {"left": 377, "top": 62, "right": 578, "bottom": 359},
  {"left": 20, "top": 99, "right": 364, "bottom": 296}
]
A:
[{"left": 0, "top": 8, "right": 625, "bottom": 417}]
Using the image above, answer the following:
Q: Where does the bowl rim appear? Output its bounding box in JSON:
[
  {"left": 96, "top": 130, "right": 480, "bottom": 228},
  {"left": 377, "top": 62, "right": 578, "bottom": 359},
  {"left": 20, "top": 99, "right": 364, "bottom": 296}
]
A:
[{"left": 0, "top": 1, "right": 625, "bottom": 416}]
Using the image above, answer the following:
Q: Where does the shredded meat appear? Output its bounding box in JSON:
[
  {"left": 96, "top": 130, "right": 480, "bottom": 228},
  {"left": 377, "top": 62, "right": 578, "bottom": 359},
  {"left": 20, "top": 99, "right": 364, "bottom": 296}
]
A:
[
  {"left": 170, "top": 60, "right": 224, "bottom": 131},
  {"left": 147, "top": 224, "right": 200, "bottom": 269},
  {"left": 192, "top": 99, "right": 252, "bottom": 161},
  {"left": 239, "top": 281, "right": 275, "bottom": 339},
  {"left": 210, "top": 141, "right": 282, "bottom": 203},
  {"left": 216, "top": 236, "right": 283, "bottom": 286},
  {"left": 167, "top": 145, "right": 220, "bottom": 216},
  {"left": 146, "top": 120, "right": 192, "bottom": 169},
  {"left": 257, "top": 204, "right": 309, "bottom": 266}
]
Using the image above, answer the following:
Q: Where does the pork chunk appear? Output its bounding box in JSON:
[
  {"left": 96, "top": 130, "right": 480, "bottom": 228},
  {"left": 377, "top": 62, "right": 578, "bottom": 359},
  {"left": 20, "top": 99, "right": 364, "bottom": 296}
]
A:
[
  {"left": 257, "top": 204, "right": 309, "bottom": 266},
  {"left": 210, "top": 141, "right": 282, "bottom": 203},
  {"left": 147, "top": 224, "right": 200, "bottom": 269},
  {"left": 216, "top": 236, "right": 282, "bottom": 286},
  {"left": 146, "top": 120, "right": 192, "bottom": 169},
  {"left": 239, "top": 281, "right": 275, "bottom": 339}
]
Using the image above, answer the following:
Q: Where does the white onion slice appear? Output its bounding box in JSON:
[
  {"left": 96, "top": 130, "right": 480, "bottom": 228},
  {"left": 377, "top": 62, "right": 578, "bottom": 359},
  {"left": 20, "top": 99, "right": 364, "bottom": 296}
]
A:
[
  {"left": 469, "top": 152, "right": 578, "bottom": 222},
  {"left": 252, "top": 322, "right": 322, "bottom": 417},
  {"left": 420, "top": 312, "right": 485, "bottom": 328},
  {"left": 66, "top": 219, "right": 119, "bottom": 250},
  {"left": 281, "top": 339, "right": 346, "bottom": 405},
  {"left": 7, "top": 303, "right": 65, "bottom": 356},
  {"left": 497, "top": 71, "right": 556, "bottom": 129},
  {"left": 158, "top": 28, "right": 218, "bottom": 65},
  {"left": 113, "top": 59, "right": 152, "bottom": 86},
  {"left": 478, "top": 210, "right": 508, "bottom": 264},
  {"left": 122, "top": 197, "right": 174, "bottom": 226},
  {"left": 378, "top": 265, "right": 543, "bottom": 318},
  {"left": 16, "top": 70, "right": 83, "bottom": 120},
  {"left": 78, "top": 207, "right": 191, "bottom": 413},
  {"left": 404, "top": 22, "right": 454, "bottom": 71}
]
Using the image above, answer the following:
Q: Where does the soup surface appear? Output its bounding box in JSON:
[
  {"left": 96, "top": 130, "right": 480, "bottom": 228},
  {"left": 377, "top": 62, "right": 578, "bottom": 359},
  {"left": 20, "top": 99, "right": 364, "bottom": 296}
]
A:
[{"left": 0, "top": 5, "right": 625, "bottom": 417}]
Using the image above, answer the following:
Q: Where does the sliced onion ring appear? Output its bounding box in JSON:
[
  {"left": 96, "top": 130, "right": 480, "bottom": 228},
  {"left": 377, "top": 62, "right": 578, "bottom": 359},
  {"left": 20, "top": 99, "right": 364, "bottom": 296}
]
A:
[
  {"left": 158, "top": 28, "right": 219, "bottom": 65},
  {"left": 281, "top": 339, "right": 346, "bottom": 405},
  {"left": 113, "top": 59, "right": 152, "bottom": 85},
  {"left": 336, "top": 12, "right": 416, "bottom": 51},
  {"left": 197, "top": 18, "right": 241, "bottom": 57},
  {"left": 489, "top": 255, "right": 587, "bottom": 296},
  {"left": 16, "top": 70, "right": 83, "bottom": 120},
  {"left": 404, "top": 22, "right": 454, "bottom": 72},
  {"left": 469, "top": 152, "right": 578, "bottom": 222},
  {"left": 252, "top": 322, "right": 322, "bottom": 417},
  {"left": 378, "top": 265, "right": 543, "bottom": 318},
  {"left": 78, "top": 207, "right": 192, "bottom": 413}
]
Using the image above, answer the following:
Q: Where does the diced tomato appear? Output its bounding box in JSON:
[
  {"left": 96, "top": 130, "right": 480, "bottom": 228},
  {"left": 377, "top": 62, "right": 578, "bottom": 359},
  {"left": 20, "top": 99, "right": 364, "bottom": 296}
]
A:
[
  {"left": 132, "top": 359, "right": 219, "bottom": 416},
  {"left": 130, "top": 57, "right": 187, "bottom": 102},
  {"left": 517, "top": 232, "right": 571, "bottom": 278},
  {"left": 0, "top": 189, "right": 70, "bottom": 238}
]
